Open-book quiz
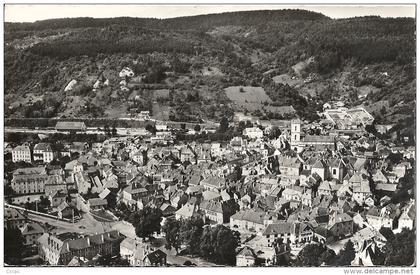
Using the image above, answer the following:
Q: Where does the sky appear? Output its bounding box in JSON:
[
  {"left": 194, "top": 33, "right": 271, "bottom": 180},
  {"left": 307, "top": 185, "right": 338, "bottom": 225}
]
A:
[{"left": 4, "top": 4, "right": 416, "bottom": 23}]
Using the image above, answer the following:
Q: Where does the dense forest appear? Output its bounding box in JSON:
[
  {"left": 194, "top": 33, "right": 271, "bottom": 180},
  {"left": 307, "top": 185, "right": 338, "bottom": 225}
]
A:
[{"left": 4, "top": 9, "right": 416, "bottom": 135}]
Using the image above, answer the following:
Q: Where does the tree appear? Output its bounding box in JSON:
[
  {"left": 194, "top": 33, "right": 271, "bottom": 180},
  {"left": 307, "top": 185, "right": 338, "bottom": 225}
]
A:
[
  {"left": 111, "top": 126, "right": 117, "bottom": 136},
  {"left": 145, "top": 124, "right": 157, "bottom": 135},
  {"left": 4, "top": 228, "right": 25, "bottom": 265},
  {"left": 104, "top": 125, "right": 110, "bottom": 136},
  {"left": 379, "top": 227, "right": 395, "bottom": 241},
  {"left": 334, "top": 240, "right": 356, "bottom": 266},
  {"left": 268, "top": 126, "right": 282, "bottom": 139},
  {"left": 237, "top": 121, "right": 246, "bottom": 132},
  {"left": 179, "top": 216, "right": 204, "bottom": 256},
  {"left": 129, "top": 207, "right": 163, "bottom": 239},
  {"left": 382, "top": 228, "right": 415, "bottom": 266},
  {"left": 198, "top": 225, "right": 240, "bottom": 265},
  {"left": 162, "top": 218, "right": 182, "bottom": 253},
  {"left": 213, "top": 225, "right": 240, "bottom": 265},
  {"left": 294, "top": 243, "right": 336, "bottom": 266},
  {"left": 194, "top": 124, "right": 201, "bottom": 132},
  {"left": 218, "top": 117, "right": 229, "bottom": 133}
]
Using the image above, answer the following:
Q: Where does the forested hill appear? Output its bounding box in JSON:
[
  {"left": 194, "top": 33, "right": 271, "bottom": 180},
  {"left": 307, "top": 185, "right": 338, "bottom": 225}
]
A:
[
  {"left": 4, "top": 9, "right": 416, "bottom": 139},
  {"left": 5, "top": 9, "right": 328, "bottom": 32}
]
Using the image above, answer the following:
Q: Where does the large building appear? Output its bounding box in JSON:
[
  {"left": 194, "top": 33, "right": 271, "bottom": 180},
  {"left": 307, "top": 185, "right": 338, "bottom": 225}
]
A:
[
  {"left": 37, "top": 231, "right": 124, "bottom": 265},
  {"left": 33, "top": 143, "right": 55, "bottom": 163},
  {"left": 55, "top": 121, "right": 87, "bottom": 133},
  {"left": 324, "top": 107, "right": 374, "bottom": 129},
  {"left": 12, "top": 145, "right": 32, "bottom": 163},
  {"left": 11, "top": 173, "right": 49, "bottom": 195},
  {"left": 19, "top": 222, "right": 45, "bottom": 246},
  {"left": 290, "top": 120, "right": 335, "bottom": 152},
  {"left": 243, "top": 127, "right": 264, "bottom": 139}
]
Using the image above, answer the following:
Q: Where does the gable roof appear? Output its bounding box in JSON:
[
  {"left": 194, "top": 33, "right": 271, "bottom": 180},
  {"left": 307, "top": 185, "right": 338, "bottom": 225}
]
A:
[
  {"left": 262, "top": 222, "right": 293, "bottom": 236},
  {"left": 231, "top": 210, "right": 266, "bottom": 224},
  {"left": 236, "top": 246, "right": 257, "bottom": 258}
]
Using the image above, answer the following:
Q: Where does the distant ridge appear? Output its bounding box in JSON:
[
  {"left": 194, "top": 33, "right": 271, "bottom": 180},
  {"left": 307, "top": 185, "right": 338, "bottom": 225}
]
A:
[{"left": 5, "top": 9, "right": 329, "bottom": 31}]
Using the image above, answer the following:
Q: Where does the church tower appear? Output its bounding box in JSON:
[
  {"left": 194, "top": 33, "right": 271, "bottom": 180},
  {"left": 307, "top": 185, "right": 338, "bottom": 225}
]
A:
[{"left": 290, "top": 119, "right": 301, "bottom": 151}]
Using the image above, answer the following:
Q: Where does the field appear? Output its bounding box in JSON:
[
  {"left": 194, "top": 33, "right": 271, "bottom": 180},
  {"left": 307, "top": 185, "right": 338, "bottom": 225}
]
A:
[
  {"left": 224, "top": 86, "right": 272, "bottom": 104},
  {"left": 272, "top": 74, "right": 303, "bottom": 87}
]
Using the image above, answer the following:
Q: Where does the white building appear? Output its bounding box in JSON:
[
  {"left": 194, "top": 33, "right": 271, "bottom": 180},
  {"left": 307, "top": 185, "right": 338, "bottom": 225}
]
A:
[
  {"left": 12, "top": 145, "right": 32, "bottom": 163},
  {"left": 33, "top": 143, "right": 55, "bottom": 163},
  {"left": 243, "top": 127, "right": 264, "bottom": 139}
]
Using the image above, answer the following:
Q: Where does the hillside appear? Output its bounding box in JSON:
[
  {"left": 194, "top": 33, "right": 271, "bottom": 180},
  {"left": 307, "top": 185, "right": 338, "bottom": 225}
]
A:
[{"left": 4, "top": 10, "right": 416, "bottom": 136}]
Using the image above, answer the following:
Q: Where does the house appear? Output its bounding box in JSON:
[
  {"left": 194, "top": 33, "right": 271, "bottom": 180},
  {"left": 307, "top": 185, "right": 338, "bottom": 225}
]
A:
[
  {"left": 395, "top": 200, "right": 415, "bottom": 233},
  {"left": 230, "top": 136, "right": 248, "bottom": 150},
  {"left": 351, "top": 227, "right": 387, "bottom": 264},
  {"left": 87, "top": 198, "right": 108, "bottom": 211},
  {"left": 352, "top": 180, "right": 371, "bottom": 205},
  {"left": 328, "top": 158, "right": 345, "bottom": 182},
  {"left": 230, "top": 210, "right": 269, "bottom": 234},
  {"left": 33, "top": 143, "right": 55, "bottom": 163},
  {"left": 200, "top": 176, "right": 225, "bottom": 191},
  {"left": 45, "top": 174, "right": 67, "bottom": 197},
  {"left": 262, "top": 222, "right": 313, "bottom": 247},
  {"left": 49, "top": 191, "right": 67, "bottom": 208},
  {"left": 120, "top": 237, "right": 167, "bottom": 266},
  {"left": 131, "top": 151, "right": 144, "bottom": 165},
  {"left": 140, "top": 249, "right": 167, "bottom": 267},
  {"left": 372, "top": 170, "right": 388, "bottom": 184},
  {"left": 327, "top": 212, "right": 353, "bottom": 238},
  {"left": 311, "top": 160, "right": 326, "bottom": 181},
  {"left": 365, "top": 206, "right": 393, "bottom": 230},
  {"left": 74, "top": 172, "right": 91, "bottom": 195},
  {"left": 352, "top": 239, "right": 383, "bottom": 266},
  {"left": 175, "top": 203, "right": 198, "bottom": 220},
  {"left": 243, "top": 127, "right": 264, "bottom": 139},
  {"left": 318, "top": 181, "right": 333, "bottom": 197},
  {"left": 11, "top": 173, "right": 49, "bottom": 195},
  {"left": 12, "top": 145, "right": 31, "bottom": 163},
  {"left": 54, "top": 201, "right": 75, "bottom": 220},
  {"left": 4, "top": 207, "right": 27, "bottom": 229},
  {"left": 199, "top": 200, "right": 224, "bottom": 224},
  {"left": 120, "top": 237, "right": 143, "bottom": 262},
  {"left": 393, "top": 164, "right": 407, "bottom": 179},
  {"left": 19, "top": 222, "right": 45, "bottom": 246},
  {"left": 301, "top": 189, "right": 313, "bottom": 207},
  {"left": 277, "top": 156, "right": 301, "bottom": 177},
  {"left": 37, "top": 231, "right": 123, "bottom": 265},
  {"left": 282, "top": 186, "right": 303, "bottom": 202},
  {"left": 236, "top": 246, "right": 257, "bottom": 267},
  {"left": 180, "top": 147, "right": 196, "bottom": 163},
  {"left": 160, "top": 203, "right": 177, "bottom": 217},
  {"left": 65, "top": 160, "right": 84, "bottom": 175},
  {"left": 55, "top": 121, "right": 86, "bottom": 132}
]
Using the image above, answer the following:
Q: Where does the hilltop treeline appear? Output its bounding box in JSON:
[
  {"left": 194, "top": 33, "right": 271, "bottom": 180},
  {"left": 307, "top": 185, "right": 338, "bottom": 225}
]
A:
[
  {"left": 6, "top": 13, "right": 414, "bottom": 67},
  {"left": 5, "top": 9, "right": 327, "bottom": 32}
]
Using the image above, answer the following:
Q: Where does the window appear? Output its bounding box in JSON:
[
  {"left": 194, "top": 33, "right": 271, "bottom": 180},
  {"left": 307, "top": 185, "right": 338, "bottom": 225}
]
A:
[{"left": 333, "top": 169, "right": 337, "bottom": 175}]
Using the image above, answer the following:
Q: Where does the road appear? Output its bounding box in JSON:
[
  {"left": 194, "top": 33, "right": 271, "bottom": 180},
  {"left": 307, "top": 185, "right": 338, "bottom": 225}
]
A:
[{"left": 27, "top": 211, "right": 105, "bottom": 235}]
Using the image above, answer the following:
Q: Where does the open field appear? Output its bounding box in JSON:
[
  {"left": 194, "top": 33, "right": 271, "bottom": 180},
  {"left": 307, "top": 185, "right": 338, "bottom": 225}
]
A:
[{"left": 225, "top": 86, "right": 272, "bottom": 104}]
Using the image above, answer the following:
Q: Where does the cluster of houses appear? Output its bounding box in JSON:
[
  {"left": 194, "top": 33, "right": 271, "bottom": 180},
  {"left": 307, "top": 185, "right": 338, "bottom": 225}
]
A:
[{"left": 4, "top": 114, "right": 416, "bottom": 266}]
